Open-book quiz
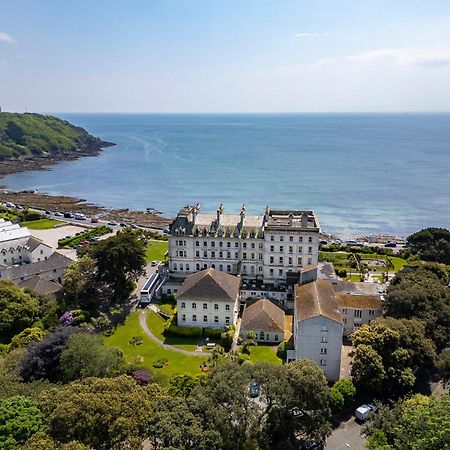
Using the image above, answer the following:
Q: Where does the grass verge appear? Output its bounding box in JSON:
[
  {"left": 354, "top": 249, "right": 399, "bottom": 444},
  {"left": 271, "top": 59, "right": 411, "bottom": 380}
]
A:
[
  {"left": 21, "top": 218, "right": 62, "bottom": 229},
  {"left": 249, "top": 345, "right": 282, "bottom": 365},
  {"left": 146, "top": 240, "right": 168, "bottom": 262}
]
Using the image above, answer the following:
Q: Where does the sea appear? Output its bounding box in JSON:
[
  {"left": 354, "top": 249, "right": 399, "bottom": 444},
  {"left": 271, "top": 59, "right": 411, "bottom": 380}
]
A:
[{"left": 2, "top": 113, "right": 450, "bottom": 237}]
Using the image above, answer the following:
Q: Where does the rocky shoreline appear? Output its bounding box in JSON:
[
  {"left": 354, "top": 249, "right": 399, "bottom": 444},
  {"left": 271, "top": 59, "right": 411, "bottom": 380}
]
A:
[{"left": 0, "top": 141, "right": 172, "bottom": 230}]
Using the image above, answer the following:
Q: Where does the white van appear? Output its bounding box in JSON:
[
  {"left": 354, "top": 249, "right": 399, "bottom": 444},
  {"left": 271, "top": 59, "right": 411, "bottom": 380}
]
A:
[
  {"left": 355, "top": 404, "right": 375, "bottom": 421},
  {"left": 74, "top": 213, "right": 86, "bottom": 220}
]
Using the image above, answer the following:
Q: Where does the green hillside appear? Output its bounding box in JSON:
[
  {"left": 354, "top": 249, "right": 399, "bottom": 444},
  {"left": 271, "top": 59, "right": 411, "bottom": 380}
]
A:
[{"left": 0, "top": 112, "right": 110, "bottom": 161}]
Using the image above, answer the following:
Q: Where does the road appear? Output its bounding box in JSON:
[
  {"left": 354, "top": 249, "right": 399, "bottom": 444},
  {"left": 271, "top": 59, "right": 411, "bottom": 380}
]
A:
[{"left": 325, "top": 417, "right": 366, "bottom": 450}]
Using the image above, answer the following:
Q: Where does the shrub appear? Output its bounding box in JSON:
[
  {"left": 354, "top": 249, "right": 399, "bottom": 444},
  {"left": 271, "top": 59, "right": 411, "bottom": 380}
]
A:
[
  {"left": 128, "top": 336, "right": 143, "bottom": 346},
  {"left": 276, "top": 341, "right": 294, "bottom": 362},
  {"left": 203, "top": 328, "right": 223, "bottom": 339},
  {"left": 330, "top": 387, "right": 345, "bottom": 414},
  {"left": 131, "top": 369, "right": 152, "bottom": 385},
  {"left": 153, "top": 359, "right": 168, "bottom": 369},
  {"left": 332, "top": 379, "right": 356, "bottom": 408},
  {"left": 164, "top": 317, "right": 202, "bottom": 338}
]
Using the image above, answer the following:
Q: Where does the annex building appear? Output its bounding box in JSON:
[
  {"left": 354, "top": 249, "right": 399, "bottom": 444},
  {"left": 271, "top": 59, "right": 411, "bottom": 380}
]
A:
[{"left": 168, "top": 204, "right": 320, "bottom": 287}]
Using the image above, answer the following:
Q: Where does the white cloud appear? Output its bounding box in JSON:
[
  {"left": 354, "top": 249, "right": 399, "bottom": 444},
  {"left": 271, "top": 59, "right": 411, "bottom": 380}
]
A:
[
  {"left": 294, "top": 32, "right": 328, "bottom": 38},
  {"left": 346, "top": 46, "right": 450, "bottom": 67},
  {"left": 0, "top": 32, "right": 14, "bottom": 44}
]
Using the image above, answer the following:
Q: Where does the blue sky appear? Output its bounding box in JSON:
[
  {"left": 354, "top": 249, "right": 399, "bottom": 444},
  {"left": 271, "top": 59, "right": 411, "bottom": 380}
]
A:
[{"left": 1, "top": 0, "right": 450, "bottom": 112}]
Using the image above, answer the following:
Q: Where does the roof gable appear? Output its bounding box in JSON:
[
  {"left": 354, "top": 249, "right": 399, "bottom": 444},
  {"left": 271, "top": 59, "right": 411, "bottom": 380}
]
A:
[{"left": 241, "top": 299, "right": 285, "bottom": 333}]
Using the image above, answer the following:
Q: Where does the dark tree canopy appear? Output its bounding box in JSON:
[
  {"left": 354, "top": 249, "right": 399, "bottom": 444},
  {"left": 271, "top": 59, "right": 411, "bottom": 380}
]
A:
[
  {"left": 407, "top": 227, "right": 450, "bottom": 264},
  {"left": 385, "top": 267, "right": 450, "bottom": 349}
]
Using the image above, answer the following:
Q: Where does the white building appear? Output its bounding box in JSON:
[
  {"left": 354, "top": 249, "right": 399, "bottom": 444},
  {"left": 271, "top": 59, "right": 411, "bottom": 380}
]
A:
[
  {"left": 293, "top": 280, "right": 343, "bottom": 381},
  {"left": 168, "top": 204, "right": 320, "bottom": 286},
  {"left": 176, "top": 268, "right": 240, "bottom": 329}
]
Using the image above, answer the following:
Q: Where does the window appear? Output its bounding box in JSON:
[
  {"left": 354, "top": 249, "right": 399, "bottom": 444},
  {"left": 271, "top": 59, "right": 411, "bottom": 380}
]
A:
[
  {"left": 299, "top": 236, "right": 303, "bottom": 243},
  {"left": 354, "top": 310, "right": 362, "bottom": 318},
  {"left": 180, "top": 263, "right": 183, "bottom": 271},
  {"left": 173, "top": 263, "right": 177, "bottom": 271},
  {"left": 308, "top": 237, "right": 312, "bottom": 243},
  {"left": 308, "top": 258, "right": 312, "bottom": 265},
  {"left": 196, "top": 263, "right": 200, "bottom": 270},
  {"left": 243, "top": 252, "right": 247, "bottom": 259},
  {"left": 369, "top": 310, "right": 375, "bottom": 315},
  {"left": 214, "top": 316, "right": 219, "bottom": 323},
  {"left": 235, "top": 252, "right": 239, "bottom": 258},
  {"left": 203, "top": 315, "right": 208, "bottom": 323},
  {"left": 196, "top": 251, "right": 200, "bottom": 257},
  {"left": 227, "top": 242, "right": 231, "bottom": 248},
  {"left": 203, "top": 241, "right": 207, "bottom": 247},
  {"left": 270, "top": 269, "right": 274, "bottom": 276},
  {"left": 270, "top": 245, "right": 274, "bottom": 252},
  {"left": 289, "top": 257, "right": 292, "bottom": 265},
  {"left": 279, "top": 246, "right": 283, "bottom": 252},
  {"left": 321, "top": 325, "right": 328, "bottom": 332},
  {"left": 192, "top": 302, "right": 197, "bottom": 309},
  {"left": 219, "top": 264, "right": 223, "bottom": 271},
  {"left": 243, "top": 242, "right": 247, "bottom": 249},
  {"left": 280, "top": 236, "right": 284, "bottom": 242},
  {"left": 321, "top": 336, "right": 328, "bottom": 343},
  {"left": 203, "top": 251, "right": 207, "bottom": 258},
  {"left": 270, "top": 235, "right": 274, "bottom": 241},
  {"left": 251, "top": 243, "right": 255, "bottom": 249},
  {"left": 192, "top": 315, "right": 197, "bottom": 322},
  {"left": 320, "top": 348, "right": 327, "bottom": 355},
  {"left": 289, "top": 236, "right": 293, "bottom": 242},
  {"left": 186, "top": 264, "right": 189, "bottom": 271},
  {"left": 225, "top": 304, "right": 230, "bottom": 311},
  {"left": 219, "top": 241, "right": 223, "bottom": 247},
  {"left": 308, "top": 246, "right": 312, "bottom": 254},
  {"left": 342, "top": 308, "right": 348, "bottom": 314},
  {"left": 298, "top": 246, "right": 303, "bottom": 253},
  {"left": 211, "top": 251, "right": 216, "bottom": 258},
  {"left": 235, "top": 242, "right": 239, "bottom": 248},
  {"left": 227, "top": 251, "right": 231, "bottom": 259},
  {"left": 274, "top": 334, "right": 279, "bottom": 341},
  {"left": 219, "top": 251, "right": 223, "bottom": 258},
  {"left": 211, "top": 241, "right": 215, "bottom": 247},
  {"left": 181, "top": 314, "right": 186, "bottom": 321},
  {"left": 181, "top": 302, "right": 186, "bottom": 309},
  {"left": 225, "top": 317, "right": 230, "bottom": 325},
  {"left": 297, "top": 257, "right": 302, "bottom": 266},
  {"left": 289, "top": 246, "right": 293, "bottom": 253},
  {"left": 320, "top": 359, "right": 327, "bottom": 366},
  {"left": 343, "top": 318, "right": 347, "bottom": 324},
  {"left": 214, "top": 304, "right": 218, "bottom": 310},
  {"left": 259, "top": 331, "right": 265, "bottom": 340},
  {"left": 227, "top": 265, "right": 231, "bottom": 272},
  {"left": 203, "top": 303, "right": 208, "bottom": 310},
  {"left": 196, "top": 241, "right": 199, "bottom": 247},
  {"left": 211, "top": 264, "right": 215, "bottom": 269},
  {"left": 354, "top": 323, "right": 362, "bottom": 328},
  {"left": 278, "top": 269, "right": 283, "bottom": 277},
  {"left": 279, "top": 257, "right": 283, "bottom": 264},
  {"left": 40, "top": 249, "right": 44, "bottom": 254}
]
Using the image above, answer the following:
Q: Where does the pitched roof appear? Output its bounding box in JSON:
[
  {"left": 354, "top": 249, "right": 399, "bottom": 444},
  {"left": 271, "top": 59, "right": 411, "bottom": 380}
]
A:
[
  {"left": 18, "top": 275, "right": 62, "bottom": 296},
  {"left": 6, "top": 252, "right": 72, "bottom": 281},
  {"left": 26, "top": 236, "right": 50, "bottom": 251},
  {"left": 295, "top": 280, "right": 342, "bottom": 324},
  {"left": 335, "top": 293, "right": 382, "bottom": 310},
  {"left": 177, "top": 268, "right": 240, "bottom": 302},
  {"left": 241, "top": 299, "right": 285, "bottom": 333}
]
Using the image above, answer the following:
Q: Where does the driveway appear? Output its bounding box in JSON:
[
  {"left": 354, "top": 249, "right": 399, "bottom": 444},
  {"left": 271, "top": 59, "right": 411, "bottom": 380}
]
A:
[{"left": 325, "top": 417, "right": 366, "bottom": 450}]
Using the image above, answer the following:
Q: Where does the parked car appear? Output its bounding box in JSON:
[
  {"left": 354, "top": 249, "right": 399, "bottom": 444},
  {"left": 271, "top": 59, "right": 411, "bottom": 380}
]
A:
[
  {"left": 5, "top": 202, "right": 15, "bottom": 208},
  {"left": 319, "top": 240, "right": 328, "bottom": 245},
  {"left": 347, "top": 240, "right": 359, "bottom": 246},
  {"left": 64, "top": 212, "right": 74, "bottom": 218},
  {"left": 54, "top": 212, "right": 64, "bottom": 217},
  {"left": 91, "top": 217, "right": 99, "bottom": 223},
  {"left": 15, "top": 204, "right": 24, "bottom": 210},
  {"left": 120, "top": 222, "right": 129, "bottom": 227},
  {"left": 355, "top": 404, "right": 375, "bottom": 421},
  {"left": 74, "top": 213, "right": 87, "bottom": 220},
  {"left": 249, "top": 381, "right": 260, "bottom": 398},
  {"left": 384, "top": 242, "right": 397, "bottom": 248},
  {"left": 151, "top": 260, "right": 159, "bottom": 267},
  {"left": 131, "top": 224, "right": 139, "bottom": 229},
  {"left": 108, "top": 221, "right": 118, "bottom": 226}
]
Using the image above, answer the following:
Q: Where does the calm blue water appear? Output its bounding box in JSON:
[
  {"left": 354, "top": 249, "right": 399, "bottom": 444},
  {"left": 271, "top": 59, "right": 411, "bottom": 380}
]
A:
[{"left": 3, "top": 113, "right": 450, "bottom": 236}]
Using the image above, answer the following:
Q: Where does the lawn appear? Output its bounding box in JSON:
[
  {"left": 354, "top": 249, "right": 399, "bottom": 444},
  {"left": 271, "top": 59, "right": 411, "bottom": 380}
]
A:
[
  {"left": 105, "top": 311, "right": 205, "bottom": 385},
  {"left": 249, "top": 345, "right": 282, "bottom": 365},
  {"left": 21, "top": 218, "right": 62, "bottom": 229},
  {"left": 146, "top": 240, "right": 168, "bottom": 262},
  {"left": 147, "top": 309, "right": 199, "bottom": 351}
]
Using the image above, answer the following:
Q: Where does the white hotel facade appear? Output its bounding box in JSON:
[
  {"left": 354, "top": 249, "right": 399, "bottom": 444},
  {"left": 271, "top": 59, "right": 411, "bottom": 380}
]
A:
[{"left": 168, "top": 204, "right": 320, "bottom": 286}]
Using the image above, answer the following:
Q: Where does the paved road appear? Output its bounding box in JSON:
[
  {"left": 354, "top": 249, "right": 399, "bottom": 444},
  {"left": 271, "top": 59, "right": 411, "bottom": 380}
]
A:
[
  {"left": 325, "top": 417, "right": 366, "bottom": 450},
  {"left": 138, "top": 309, "right": 205, "bottom": 357}
]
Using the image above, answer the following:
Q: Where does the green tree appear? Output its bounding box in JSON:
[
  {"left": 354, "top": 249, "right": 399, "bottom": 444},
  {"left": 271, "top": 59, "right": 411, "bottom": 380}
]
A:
[
  {"left": 437, "top": 348, "right": 450, "bottom": 385},
  {"left": 331, "top": 379, "right": 356, "bottom": 408},
  {"left": 329, "top": 387, "right": 344, "bottom": 414},
  {"left": 0, "top": 280, "right": 40, "bottom": 342},
  {"left": 38, "top": 376, "right": 161, "bottom": 450},
  {"left": 0, "top": 396, "right": 45, "bottom": 448},
  {"left": 9, "top": 328, "right": 45, "bottom": 350},
  {"left": 89, "top": 231, "right": 146, "bottom": 299},
  {"left": 385, "top": 267, "right": 450, "bottom": 349},
  {"left": 59, "top": 333, "right": 125, "bottom": 382},
  {"left": 351, "top": 344, "right": 386, "bottom": 394},
  {"left": 168, "top": 373, "right": 207, "bottom": 398},
  {"left": 407, "top": 227, "right": 450, "bottom": 264},
  {"left": 62, "top": 256, "right": 98, "bottom": 311}
]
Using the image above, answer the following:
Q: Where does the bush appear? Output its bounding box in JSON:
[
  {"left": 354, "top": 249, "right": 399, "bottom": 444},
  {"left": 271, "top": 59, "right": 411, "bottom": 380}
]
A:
[
  {"left": 220, "top": 326, "right": 235, "bottom": 352},
  {"left": 128, "top": 336, "right": 143, "bottom": 346},
  {"left": 330, "top": 386, "right": 345, "bottom": 414},
  {"left": 203, "top": 328, "right": 223, "bottom": 339},
  {"left": 332, "top": 379, "right": 356, "bottom": 408},
  {"left": 336, "top": 268, "right": 347, "bottom": 278},
  {"left": 58, "top": 226, "right": 112, "bottom": 248},
  {"left": 164, "top": 315, "right": 202, "bottom": 338},
  {"left": 277, "top": 341, "right": 294, "bottom": 362},
  {"left": 131, "top": 369, "right": 152, "bottom": 385},
  {"left": 153, "top": 359, "right": 168, "bottom": 369}
]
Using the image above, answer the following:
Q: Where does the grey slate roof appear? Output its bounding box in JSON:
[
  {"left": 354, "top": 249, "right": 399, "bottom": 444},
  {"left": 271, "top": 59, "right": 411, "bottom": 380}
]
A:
[
  {"left": 18, "top": 275, "right": 62, "bottom": 296},
  {"left": 7, "top": 252, "right": 72, "bottom": 281},
  {"left": 177, "top": 268, "right": 240, "bottom": 302}
]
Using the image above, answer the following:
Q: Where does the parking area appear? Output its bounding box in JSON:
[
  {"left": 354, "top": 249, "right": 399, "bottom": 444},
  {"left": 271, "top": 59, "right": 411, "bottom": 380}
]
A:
[
  {"left": 30, "top": 224, "right": 87, "bottom": 249},
  {"left": 325, "top": 417, "right": 366, "bottom": 450}
]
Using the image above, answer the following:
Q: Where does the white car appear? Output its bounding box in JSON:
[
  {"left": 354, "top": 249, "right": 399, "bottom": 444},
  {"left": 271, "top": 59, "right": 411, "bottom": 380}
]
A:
[
  {"left": 355, "top": 404, "right": 375, "bottom": 421},
  {"left": 5, "top": 202, "right": 15, "bottom": 208}
]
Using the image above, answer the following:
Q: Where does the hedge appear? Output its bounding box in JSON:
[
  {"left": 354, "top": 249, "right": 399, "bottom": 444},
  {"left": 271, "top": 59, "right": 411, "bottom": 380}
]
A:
[{"left": 58, "top": 225, "right": 112, "bottom": 248}]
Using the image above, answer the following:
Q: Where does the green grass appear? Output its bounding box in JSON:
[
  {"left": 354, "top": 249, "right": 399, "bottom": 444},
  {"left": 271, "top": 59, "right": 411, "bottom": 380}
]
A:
[
  {"left": 21, "top": 218, "right": 62, "bottom": 229},
  {"left": 146, "top": 240, "right": 168, "bottom": 262},
  {"left": 249, "top": 345, "right": 282, "bottom": 365},
  {"left": 105, "top": 311, "right": 205, "bottom": 385},
  {"left": 147, "top": 309, "right": 199, "bottom": 351}
]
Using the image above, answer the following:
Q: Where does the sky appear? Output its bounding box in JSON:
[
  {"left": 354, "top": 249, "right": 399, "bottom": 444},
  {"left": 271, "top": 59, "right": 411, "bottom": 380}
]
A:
[{"left": 1, "top": 0, "right": 450, "bottom": 113}]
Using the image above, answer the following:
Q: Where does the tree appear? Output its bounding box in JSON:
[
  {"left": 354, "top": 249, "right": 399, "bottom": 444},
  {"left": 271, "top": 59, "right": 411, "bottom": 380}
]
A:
[
  {"left": 168, "top": 373, "right": 206, "bottom": 398},
  {"left": 38, "top": 376, "right": 161, "bottom": 450},
  {"left": 351, "top": 344, "right": 386, "bottom": 394},
  {"left": 19, "top": 327, "right": 83, "bottom": 382},
  {"left": 385, "top": 267, "right": 450, "bottom": 349},
  {"left": 23, "top": 432, "right": 94, "bottom": 450},
  {"left": 437, "top": 348, "right": 450, "bottom": 385},
  {"left": 407, "top": 227, "right": 450, "bottom": 264},
  {"left": 9, "top": 328, "right": 45, "bottom": 350},
  {"left": 0, "top": 396, "right": 45, "bottom": 448},
  {"left": 331, "top": 379, "right": 356, "bottom": 408},
  {"left": 59, "top": 333, "right": 125, "bottom": 382},
  {"left": 329, "top": 387, "right": 344, "bottom": 414},
  {"left": 62, "top": 256, "right": 99, "bottom": 311},
  {"left": 0, "top": 280, "right": 40, "bottom": 342},
  {"left": 365, "top": 394, "right": 450, "bottom": 449},
  {"left": 89, "top": 231, "right": 146, "bottom": 299}
]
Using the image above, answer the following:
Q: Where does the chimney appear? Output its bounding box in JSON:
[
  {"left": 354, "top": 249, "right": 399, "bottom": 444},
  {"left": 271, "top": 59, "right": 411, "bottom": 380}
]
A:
[
  {"left": 216, "top": 203, "right": 223, "bottom": 226},
  {"left": 239, "top": 204, "right": 246, "bottom": 227},
  {"left": 301, "top": 212, "right": 308, "bottom": 229},
  {"left": 288, "top": 213, "right": 294, "bottom": 227}
]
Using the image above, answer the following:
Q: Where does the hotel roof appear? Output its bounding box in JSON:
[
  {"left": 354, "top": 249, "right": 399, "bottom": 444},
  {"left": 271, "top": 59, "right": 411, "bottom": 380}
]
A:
[
  {"left": 335, "top": 293, "right": 382, "bottom": 310},
  {"left": 177, "top": 268, "right": 240, "bottom": 302},
  {"left": 295, "top": 280, "right": 342, "bottom": 324},
  {"left": 241, "top": 299, "right": 285, "bottom": 333}
]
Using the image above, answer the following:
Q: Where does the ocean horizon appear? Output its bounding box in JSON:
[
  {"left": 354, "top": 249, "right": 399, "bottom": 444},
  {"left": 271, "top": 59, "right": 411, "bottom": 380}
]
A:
[{"left": 3, "top": 112, "right": 450, "bottom": 237}]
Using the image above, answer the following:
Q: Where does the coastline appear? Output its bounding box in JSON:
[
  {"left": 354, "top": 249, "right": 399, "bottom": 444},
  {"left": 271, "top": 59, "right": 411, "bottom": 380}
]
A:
[{"left": 0, "top": 141, "right": 172, "bottom": 230}]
